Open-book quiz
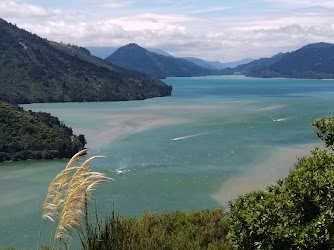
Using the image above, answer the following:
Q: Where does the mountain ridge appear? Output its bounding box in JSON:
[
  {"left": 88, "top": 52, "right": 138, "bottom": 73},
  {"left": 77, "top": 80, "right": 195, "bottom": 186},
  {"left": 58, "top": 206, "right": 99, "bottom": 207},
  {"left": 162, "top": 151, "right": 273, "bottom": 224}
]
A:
[
  {"left": 184, "top": 57, "right": 254, "bottom": 70},
  {"left": 0, "top": 18, "right": 172, "bottom": 104},
  {"left": 221, "top": 43, "right": 334, "bottom": 79},
  {"left": 105, "top": 43, "right": 214, "bottom": 78}
]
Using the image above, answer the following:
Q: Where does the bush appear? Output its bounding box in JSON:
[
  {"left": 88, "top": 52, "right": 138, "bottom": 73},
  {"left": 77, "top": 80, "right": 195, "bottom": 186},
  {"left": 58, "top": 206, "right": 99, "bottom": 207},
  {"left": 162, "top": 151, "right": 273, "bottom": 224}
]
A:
[
  {"left": 228, "top": 148, "right": 334, "bottom": 249},
  {"left": 82, "top": 209, "right": 230, "bottom": 250},
  {"left": 313, "top": 116, "right": 334, "bottom": 150}
]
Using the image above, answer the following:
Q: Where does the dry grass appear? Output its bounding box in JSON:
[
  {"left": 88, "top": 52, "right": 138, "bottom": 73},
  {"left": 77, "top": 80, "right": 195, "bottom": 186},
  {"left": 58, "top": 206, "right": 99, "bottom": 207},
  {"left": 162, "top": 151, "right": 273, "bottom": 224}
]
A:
[{"left": 42, "top": 149, "right": 112, "bottom": 244}]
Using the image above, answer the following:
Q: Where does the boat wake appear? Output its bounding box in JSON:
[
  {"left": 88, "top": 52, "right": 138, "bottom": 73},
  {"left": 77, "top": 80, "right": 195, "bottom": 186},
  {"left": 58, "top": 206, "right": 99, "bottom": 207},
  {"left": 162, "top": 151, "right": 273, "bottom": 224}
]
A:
[
  {"left": 268, "top": 115, "right": 290, "bottom": 122},
  {"left": 116, "top": 168, "right": 130, "bottom": 174},
  {"left": 256, "top": 105, "right": 285, "bottom": 111},
  {"left": 171, "top": 132, "right": 206, "bottom": 141}
]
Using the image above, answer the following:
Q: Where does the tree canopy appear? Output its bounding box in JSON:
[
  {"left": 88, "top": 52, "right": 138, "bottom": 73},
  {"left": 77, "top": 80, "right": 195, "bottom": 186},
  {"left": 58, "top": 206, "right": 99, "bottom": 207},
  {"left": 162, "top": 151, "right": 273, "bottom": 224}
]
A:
[
  {"left": 0, "top": 101, "right": 86, "bottom": 162},
  {"left": 227, "top": 116, "right": 334, "bottom": 249}
]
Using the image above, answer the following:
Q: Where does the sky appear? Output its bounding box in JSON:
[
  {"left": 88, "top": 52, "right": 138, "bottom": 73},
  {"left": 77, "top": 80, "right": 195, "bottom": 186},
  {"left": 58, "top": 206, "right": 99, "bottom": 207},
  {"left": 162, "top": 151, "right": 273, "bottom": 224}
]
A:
[{"left": 1, "top": 0, "right": 334, "bottom": 61}]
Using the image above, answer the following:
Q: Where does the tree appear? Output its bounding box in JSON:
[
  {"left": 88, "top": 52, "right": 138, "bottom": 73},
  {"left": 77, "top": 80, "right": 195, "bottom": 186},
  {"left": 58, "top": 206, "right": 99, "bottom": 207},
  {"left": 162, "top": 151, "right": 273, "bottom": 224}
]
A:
[
  {"left": 313, "top": 116, "right": 334, "bottom": 149},
  {"left": 227, "top": 116, "right": 334, "bottom": 249}
]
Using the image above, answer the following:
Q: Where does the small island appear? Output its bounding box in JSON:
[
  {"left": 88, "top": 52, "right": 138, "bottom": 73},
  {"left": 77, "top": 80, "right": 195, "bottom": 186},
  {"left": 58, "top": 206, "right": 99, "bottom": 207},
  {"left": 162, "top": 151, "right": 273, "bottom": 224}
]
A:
[{"left": 0, "top": 101, "right": 86, "bottom": 162}]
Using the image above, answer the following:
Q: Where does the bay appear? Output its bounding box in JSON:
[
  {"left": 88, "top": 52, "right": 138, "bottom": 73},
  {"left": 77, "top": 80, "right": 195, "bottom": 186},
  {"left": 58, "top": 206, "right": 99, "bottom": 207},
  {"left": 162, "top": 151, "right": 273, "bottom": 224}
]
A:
[{"left": 1, "top": 76, "right": 334, "bottom": 248}]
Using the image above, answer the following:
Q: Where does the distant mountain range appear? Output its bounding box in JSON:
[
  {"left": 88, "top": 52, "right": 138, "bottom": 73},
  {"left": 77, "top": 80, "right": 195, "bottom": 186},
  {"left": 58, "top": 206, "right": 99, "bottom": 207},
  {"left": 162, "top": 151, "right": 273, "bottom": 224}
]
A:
[
  {"left": 105, "top": 43, "right": 214, "bottom": 78},
  {"left": 88, "top": 46, "right": 253, "bottom": 70},
  {"left": 87, "top": 46, "right": 175, "bottom": 59},
  {"left": 100, "top": 42, "right": 334, "bottom": 80},
  {"left": 222, "top": 43, "right": 334, "bottom": 79},
  {"left": 184, "top": 57, "right": 254, "bottom": 70},
  {"left": 0, "top": 18, "right": 172, "bottom": 104}
]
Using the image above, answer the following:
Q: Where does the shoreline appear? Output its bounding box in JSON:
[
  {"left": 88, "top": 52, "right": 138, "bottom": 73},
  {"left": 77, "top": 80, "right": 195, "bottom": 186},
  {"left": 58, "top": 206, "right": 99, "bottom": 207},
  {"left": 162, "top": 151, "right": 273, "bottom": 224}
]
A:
[
  {"left": 166, "top": 75, "right": 334, "bottom": 81},
  {"left": 213, "top": 143, "right": 322, "bottom": 205}
]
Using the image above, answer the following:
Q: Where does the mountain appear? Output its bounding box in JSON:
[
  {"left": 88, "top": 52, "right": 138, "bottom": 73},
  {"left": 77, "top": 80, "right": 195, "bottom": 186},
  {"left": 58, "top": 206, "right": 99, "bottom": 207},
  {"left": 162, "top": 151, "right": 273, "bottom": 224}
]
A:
[
  {"left": 221, "top": 53, "right": 285, "bottom": 76},
  {"left": 0, "top": 18, "right": 172, "bottom": 104},
  {"left": 184, "top": 57, "right": 254, "bottom": 70},
  {"left": 105, "top": 43, "right": 214, "bottom": 78},
  {"left": 222, "top": 43, "right": 334, "bottom": 79},
  {"left": 265, "top": 43, "right": 334, "bottom": 79},
  {"left": 0, "top": 101, "right": 86, "bottom": 162},
  {"left": 87, "top": 46, "right": 174, "bottom": 59}
]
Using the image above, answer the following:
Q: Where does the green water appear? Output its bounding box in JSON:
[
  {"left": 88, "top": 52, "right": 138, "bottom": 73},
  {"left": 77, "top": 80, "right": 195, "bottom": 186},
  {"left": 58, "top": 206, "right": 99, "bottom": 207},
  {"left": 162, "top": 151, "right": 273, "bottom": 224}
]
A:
[{"left": 1, "top": 76, "right": 334, "bottom": 248}]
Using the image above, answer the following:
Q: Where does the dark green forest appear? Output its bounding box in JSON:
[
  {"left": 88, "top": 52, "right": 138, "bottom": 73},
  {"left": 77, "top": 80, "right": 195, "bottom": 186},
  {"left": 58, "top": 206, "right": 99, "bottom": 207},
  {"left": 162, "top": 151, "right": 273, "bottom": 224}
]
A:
[
  {"left": 0, "top": 101, "right": 86, "bottom": 162},
  {"left": 0, "top": 19, "right": 172, "bottom": 104}
]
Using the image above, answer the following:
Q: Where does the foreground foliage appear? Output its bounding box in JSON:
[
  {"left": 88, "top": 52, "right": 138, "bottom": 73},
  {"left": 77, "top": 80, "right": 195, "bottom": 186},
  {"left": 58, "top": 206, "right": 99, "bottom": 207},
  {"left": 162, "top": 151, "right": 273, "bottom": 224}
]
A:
[
  {"left": 227, "top": 116, "right": 334, "bottom": 249},
  {"left": 313, "top": 116, "right": 334, "bottom": 150},
  {"left": 0, "top": 102, "right": 86, "bottom": 162},
  {"left": 228, "top": 149, "right": 334, "bottom": 249},
  {"left": 82, "top": 209, "right": 230, "bottom": 250},
  {"left": 42, "top": 150, "right": 112, "bottom": 246}
]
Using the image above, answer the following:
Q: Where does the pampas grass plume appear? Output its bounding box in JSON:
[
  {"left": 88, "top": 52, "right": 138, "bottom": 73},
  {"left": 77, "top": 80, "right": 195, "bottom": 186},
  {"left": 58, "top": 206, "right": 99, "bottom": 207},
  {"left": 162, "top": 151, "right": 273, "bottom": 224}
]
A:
[{"left": 42, "top": 149, "right": 112, "bottom": 244}]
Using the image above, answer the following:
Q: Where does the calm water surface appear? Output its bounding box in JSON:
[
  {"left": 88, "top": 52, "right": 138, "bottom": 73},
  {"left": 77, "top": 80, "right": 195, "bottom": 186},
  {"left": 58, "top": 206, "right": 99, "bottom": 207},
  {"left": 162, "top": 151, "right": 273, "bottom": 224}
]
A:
[{"left": 1, "top": 76, "right": 334, "bottom": 248}]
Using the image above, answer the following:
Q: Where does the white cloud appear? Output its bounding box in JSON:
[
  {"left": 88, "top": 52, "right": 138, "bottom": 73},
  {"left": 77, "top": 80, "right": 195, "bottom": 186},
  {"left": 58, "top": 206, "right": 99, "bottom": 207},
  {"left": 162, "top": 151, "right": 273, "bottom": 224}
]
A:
[
  {"left": 3, "top": 0, "right": 334, "bottom": 61},
  {"left": 260, "top": 0, "right": 334, "bottom": 8},
  {"left": 107, "top": 13, "right": 198, "bottom": 31},
  {"left": 96, "top": 0, "right": 130, "bottom": 8},
  {"left": 0, "top": 0, "right": 60, "bottom": 18}
]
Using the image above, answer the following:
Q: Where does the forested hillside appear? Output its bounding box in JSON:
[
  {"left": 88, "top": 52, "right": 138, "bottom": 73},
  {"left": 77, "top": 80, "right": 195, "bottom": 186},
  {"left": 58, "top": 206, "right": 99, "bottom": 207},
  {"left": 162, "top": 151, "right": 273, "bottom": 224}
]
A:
[
  {"left": 0, "top": 101, "right": 86, "bottom": 162},
  {"left": 0, "top": 18, "right": 172, "bottom": 104}
]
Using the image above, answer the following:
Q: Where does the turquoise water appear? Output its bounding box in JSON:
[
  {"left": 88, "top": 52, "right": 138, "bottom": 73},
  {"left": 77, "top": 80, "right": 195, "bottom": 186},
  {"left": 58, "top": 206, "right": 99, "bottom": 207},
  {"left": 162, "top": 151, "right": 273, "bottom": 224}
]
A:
[{"left": 1, "top": 76, "right": 334, "bottom": 248}]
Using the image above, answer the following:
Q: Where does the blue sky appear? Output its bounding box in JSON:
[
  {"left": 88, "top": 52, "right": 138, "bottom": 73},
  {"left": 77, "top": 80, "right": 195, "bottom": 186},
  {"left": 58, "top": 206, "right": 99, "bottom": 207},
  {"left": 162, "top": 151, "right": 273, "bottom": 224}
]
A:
[{"left": 1, "top": 0, "right": 334, "bottom": 61}]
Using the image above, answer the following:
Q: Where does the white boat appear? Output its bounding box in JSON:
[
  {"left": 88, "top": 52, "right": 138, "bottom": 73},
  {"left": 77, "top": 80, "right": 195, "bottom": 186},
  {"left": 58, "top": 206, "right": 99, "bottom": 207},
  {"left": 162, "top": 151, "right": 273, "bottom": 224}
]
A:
[{"left": 116, "top": 168, "right": 125, "bottom": 174}]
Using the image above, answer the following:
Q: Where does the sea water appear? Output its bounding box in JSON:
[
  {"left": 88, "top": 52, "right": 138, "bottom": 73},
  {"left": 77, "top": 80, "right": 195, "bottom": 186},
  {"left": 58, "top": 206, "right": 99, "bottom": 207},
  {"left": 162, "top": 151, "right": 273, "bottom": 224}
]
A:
[{"left": 1, "top": 76, "right": 334, "bottom": 248}]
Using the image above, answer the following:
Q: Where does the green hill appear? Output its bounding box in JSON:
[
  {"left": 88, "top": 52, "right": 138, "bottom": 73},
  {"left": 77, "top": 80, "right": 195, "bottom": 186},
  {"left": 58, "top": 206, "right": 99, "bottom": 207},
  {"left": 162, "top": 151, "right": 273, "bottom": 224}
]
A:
[
  {"left": 221, "top": 53, "right": 285, "bottom": 77},
  {"left": 0, "top": 18, "right": 172, "bottom": 104},
  {"left": 105, "top": 43, "right": 214, "bottom": 78},
  {"left": 268, "top": 43, "right": 334, "bottom": 79},
  {"left": 0, "top": 101, "right": 86, "bottom": 162},
  {"left": 221, "top": 43, "right": 334, "bottom": 79}
]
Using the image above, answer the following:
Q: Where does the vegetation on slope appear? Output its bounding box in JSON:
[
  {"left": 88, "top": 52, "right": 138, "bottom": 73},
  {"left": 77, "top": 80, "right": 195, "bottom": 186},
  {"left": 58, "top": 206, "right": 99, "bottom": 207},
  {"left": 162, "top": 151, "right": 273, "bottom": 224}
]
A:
[
  {"left": 220, "top": 52, "right": 285, "bottom": 77},
  {"left": 82, "top": 209, "right": 230, "bottom": 250},
  {"left": 227, "top": 116, "right": 334, "bottom": 249},
  {"left": 0, "top": 18, "right": 172, "bottom": 104},
  {"left": 228, "top": 149, "right": 334, "bottom": 249},
  {"left": 0, "top": 102, "right": 86, "bottom": 162}
]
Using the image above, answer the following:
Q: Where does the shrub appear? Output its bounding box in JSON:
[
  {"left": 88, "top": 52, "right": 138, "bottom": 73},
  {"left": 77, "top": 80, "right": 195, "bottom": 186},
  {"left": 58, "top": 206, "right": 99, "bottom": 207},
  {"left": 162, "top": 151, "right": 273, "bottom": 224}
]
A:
[
  {"left": 82, "top": 209, "right": 230, "bottom": 250},
  {"left": 228, "top": 148, "right": 334, "bottom": 249}
]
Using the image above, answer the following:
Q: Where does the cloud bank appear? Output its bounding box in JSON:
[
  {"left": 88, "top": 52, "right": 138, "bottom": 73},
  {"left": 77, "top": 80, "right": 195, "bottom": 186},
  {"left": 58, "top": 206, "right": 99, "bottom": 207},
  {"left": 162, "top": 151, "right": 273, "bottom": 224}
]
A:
[{"left": 2, "top": 0, "right": 334, "bottom": 61}]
